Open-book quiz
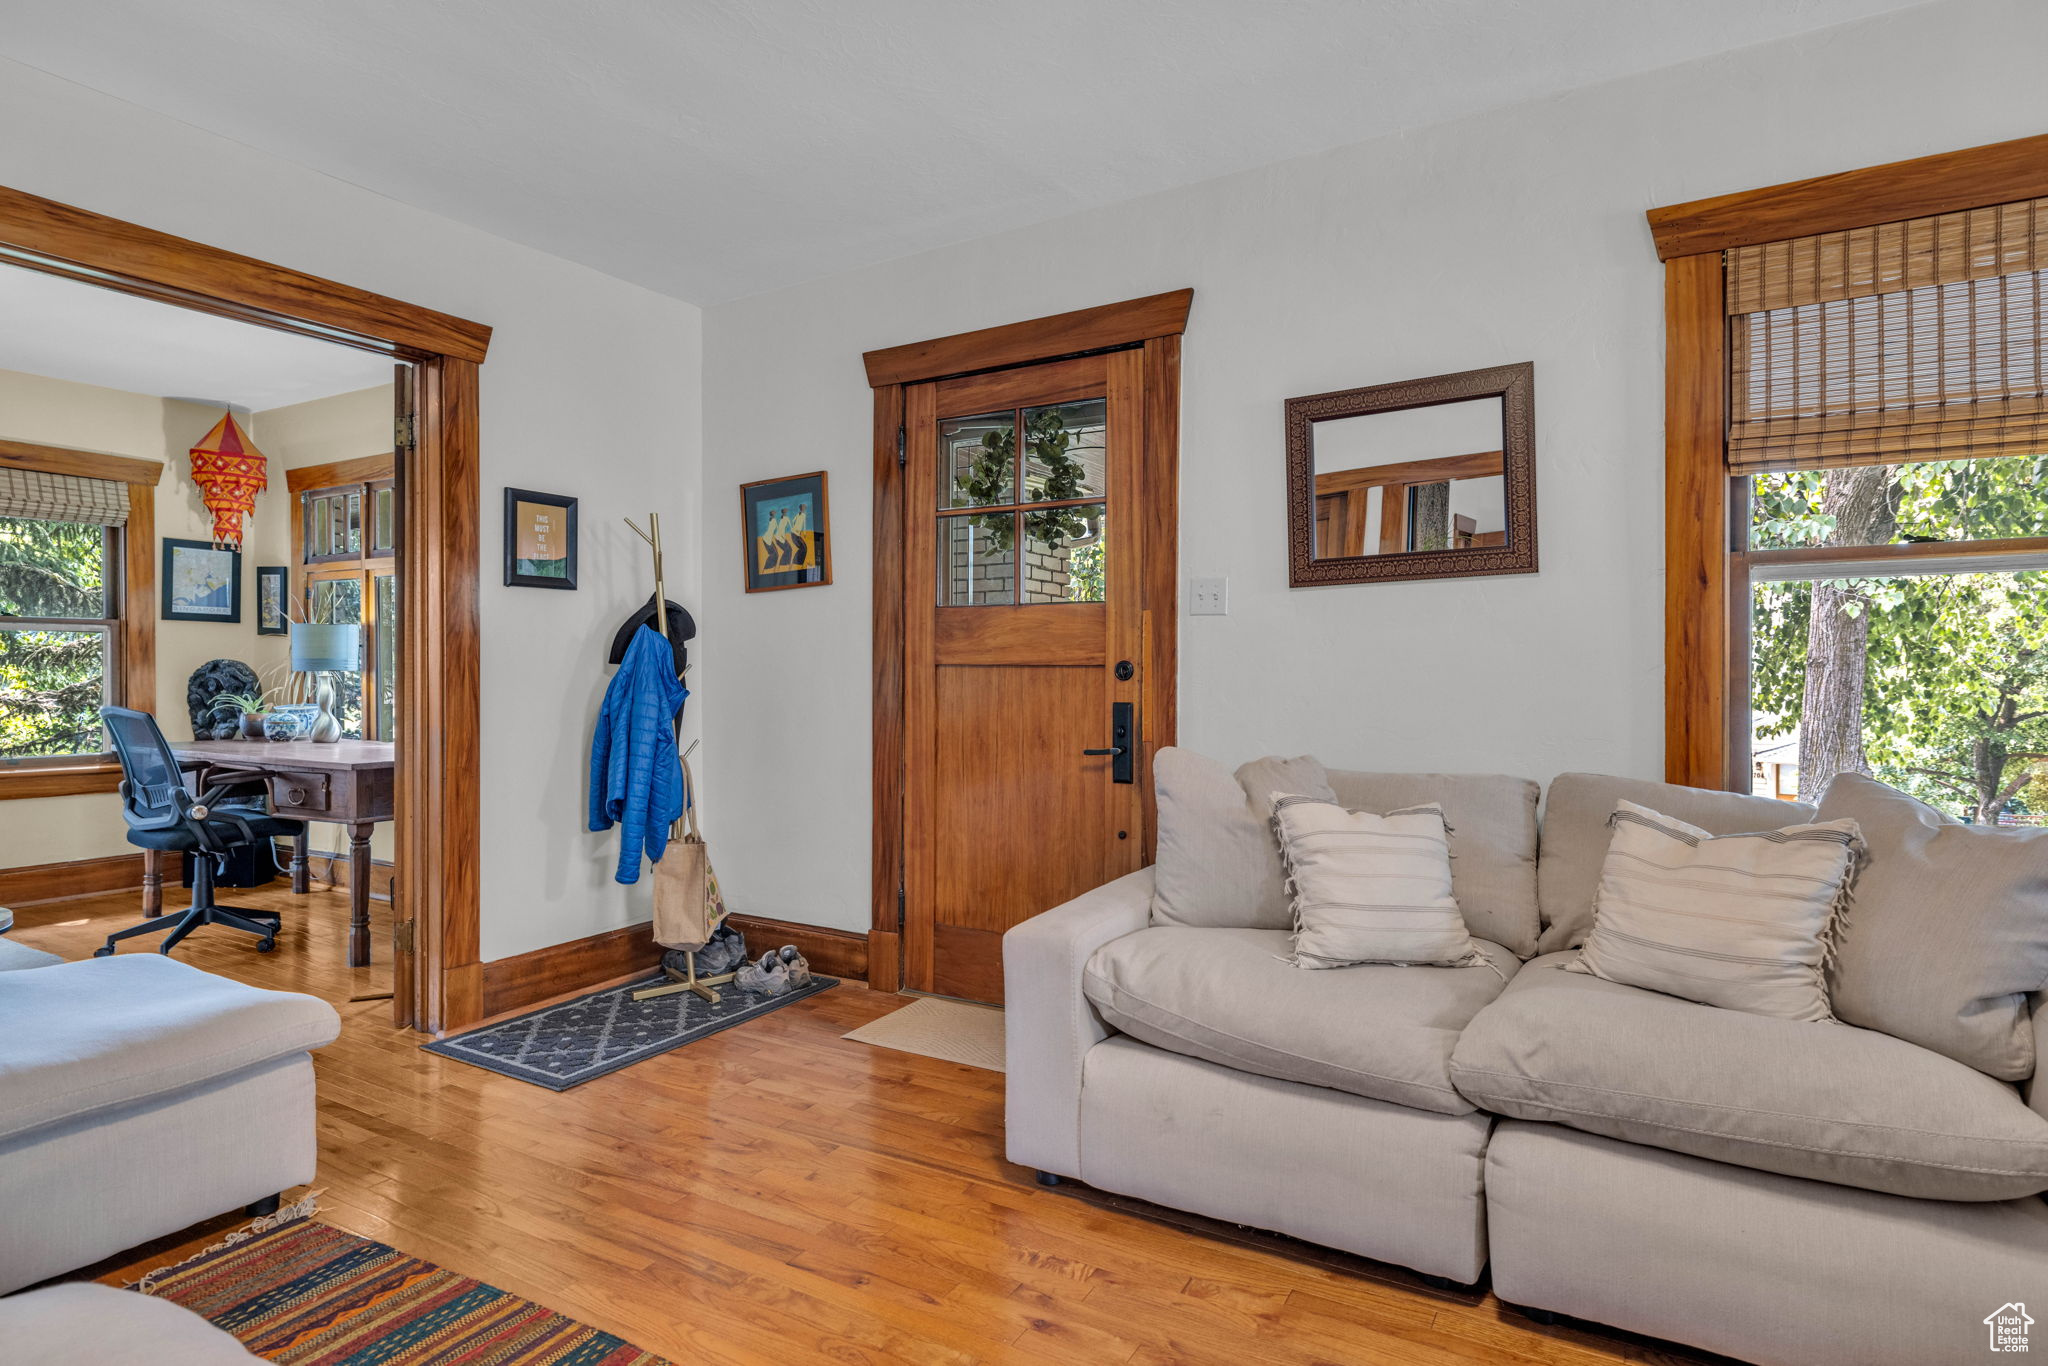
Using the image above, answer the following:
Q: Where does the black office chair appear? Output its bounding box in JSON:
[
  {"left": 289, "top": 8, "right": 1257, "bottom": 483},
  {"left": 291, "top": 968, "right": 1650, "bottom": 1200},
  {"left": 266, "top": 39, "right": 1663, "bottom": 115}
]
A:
[{"left": 93, "top": 706, "right": 306, "bottom": 958}]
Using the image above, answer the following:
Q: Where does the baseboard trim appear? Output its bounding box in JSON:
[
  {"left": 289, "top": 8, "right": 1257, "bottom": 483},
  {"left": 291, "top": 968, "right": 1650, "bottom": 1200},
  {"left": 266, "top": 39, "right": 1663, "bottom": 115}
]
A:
[
  {"left": 0, "top": 853, "right": 146, "bottom": 906},
  {"left": 477, "top": 914, "right": 871, "bottom": 1021}
]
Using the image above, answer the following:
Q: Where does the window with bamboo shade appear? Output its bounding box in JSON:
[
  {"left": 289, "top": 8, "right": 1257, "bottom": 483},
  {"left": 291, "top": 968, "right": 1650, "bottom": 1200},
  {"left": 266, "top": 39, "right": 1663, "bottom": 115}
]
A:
[{"left": 1727, "top": 199, "right": 2048, "bottom": 471}]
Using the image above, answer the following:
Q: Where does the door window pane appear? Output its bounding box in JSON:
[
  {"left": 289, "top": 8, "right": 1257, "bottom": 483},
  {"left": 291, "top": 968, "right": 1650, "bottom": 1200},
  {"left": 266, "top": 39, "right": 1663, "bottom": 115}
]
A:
[
  {"left": 939, "top": 514, "right": 1015, "bottom": 605},
  {"left": 375, "top": 572, "right": 397, "bottom": 741},
  {"left": 1750, "top": 568, "right": 2048, "bottom": 821},
  {"left": 1750, "top": 456, "right": 2048, "bottom": 550},
  {"left": 1020, "top": 399, "right": 1107, "bottom": 502},
  {"left": 372, "top": 485, "right": 395, "bottom": 554},
  {"left": 346, "top": 492, "right": 363, "bottom": 554},
  {"left": 1022, "top": 504, "right": 1106, "bottom": 603},
  {"left": 942, "top": 411, "right": 1016, "bottom": 509},
  {"left": 307, "top": 577, "right": 365, "bottom": 739}
]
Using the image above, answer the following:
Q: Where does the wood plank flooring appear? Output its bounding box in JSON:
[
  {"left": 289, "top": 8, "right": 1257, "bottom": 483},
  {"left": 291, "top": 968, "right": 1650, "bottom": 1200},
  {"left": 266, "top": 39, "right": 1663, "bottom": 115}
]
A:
[{"left": 10, "top": 886, "right": 1715, "bottom": 1365}]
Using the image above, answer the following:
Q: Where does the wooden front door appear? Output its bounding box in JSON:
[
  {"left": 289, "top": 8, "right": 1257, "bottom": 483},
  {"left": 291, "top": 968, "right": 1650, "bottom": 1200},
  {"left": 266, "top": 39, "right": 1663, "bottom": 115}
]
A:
[{"left": 899, "top": 350, "right": 1160, "bottom": 1001}]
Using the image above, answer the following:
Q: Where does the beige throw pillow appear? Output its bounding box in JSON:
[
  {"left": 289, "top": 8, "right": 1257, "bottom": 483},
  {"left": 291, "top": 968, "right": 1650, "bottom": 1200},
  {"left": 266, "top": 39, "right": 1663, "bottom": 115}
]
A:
[
  {"left": 1151, "top": 750, "right": 1336, "bottom": 930},
  {"left": 1271, "top": 795, "right": 1483, "bottom": 968},
  {"left": 1566, "top": 800, "right": 1862, "bottom": 1022},
  {"left": 1819, "top": 774, "right": 2048, "bottom": 1080}
]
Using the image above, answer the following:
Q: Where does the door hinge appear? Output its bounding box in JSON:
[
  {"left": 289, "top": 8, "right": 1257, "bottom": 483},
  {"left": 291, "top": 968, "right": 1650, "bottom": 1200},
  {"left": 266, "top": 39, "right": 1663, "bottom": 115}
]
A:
[
  {"left": 896, "top": 883, "right": 905, "bottom": 929},
  {"left": 394, "top": 918, "right": 415, "bottom": 956},
  {"left": 394, "top": 412, "right": 418, "bottom": 452},
  {"left": 896, "top": 424, "right": 906, "bottom": 467}
]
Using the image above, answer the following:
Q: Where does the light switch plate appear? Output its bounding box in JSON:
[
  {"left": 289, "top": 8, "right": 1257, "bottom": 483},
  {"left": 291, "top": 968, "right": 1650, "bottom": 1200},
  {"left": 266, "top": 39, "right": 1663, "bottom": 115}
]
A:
[{"left": 1189, "top": 577, "right": 1228, "bottom": 615}]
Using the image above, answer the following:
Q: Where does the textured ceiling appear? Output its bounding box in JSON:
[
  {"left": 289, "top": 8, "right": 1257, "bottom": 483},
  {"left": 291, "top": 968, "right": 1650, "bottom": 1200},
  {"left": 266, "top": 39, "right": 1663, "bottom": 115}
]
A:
[{"left": 0, "top": 0, "right": 1929, "bottom": 304}]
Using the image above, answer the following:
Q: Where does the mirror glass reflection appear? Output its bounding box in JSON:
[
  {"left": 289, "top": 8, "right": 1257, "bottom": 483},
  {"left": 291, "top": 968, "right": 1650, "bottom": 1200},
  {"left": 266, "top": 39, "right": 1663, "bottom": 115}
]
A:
[{"left": 1309, "top": 397, "right": 1507, "bottom": 559}]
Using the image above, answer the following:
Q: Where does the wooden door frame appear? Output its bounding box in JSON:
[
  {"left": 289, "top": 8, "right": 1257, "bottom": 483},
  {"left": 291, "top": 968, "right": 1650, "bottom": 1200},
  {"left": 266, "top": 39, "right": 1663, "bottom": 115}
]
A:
[
  {"left": 0, "top": 184, "right": 491, "bottom": 1032},
  {"left": 1648, "top": 131, "right": 2048, "bottom": 789},
  {"left": 863, "top": 289, "right": 1190, "bottom": 993}
]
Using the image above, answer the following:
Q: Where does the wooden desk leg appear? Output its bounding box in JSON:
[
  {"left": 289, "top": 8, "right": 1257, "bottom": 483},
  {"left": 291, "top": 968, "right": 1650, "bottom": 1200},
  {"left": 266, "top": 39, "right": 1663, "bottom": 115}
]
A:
[
  {"left": 142, "top": 850, "right": 163, "bottom": 917},
  {"left": 347, "top": 822, "right": 373, "bottom": 967},
  {"left": 291, "top": 828, "right": 311, "bottom": 895}
]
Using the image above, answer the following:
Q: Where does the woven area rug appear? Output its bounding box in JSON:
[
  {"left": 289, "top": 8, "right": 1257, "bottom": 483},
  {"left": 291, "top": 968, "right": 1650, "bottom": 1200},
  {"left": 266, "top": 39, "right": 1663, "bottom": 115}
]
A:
[
  {"left": 424, "top": 971, "right": 836, "bottom": 1089},
  {"left": 139, "top": 1216, "right": 672, "bottom": 1364},
  {"left": 843, "top": 996, "right": 1005, "bottom": 1071}
]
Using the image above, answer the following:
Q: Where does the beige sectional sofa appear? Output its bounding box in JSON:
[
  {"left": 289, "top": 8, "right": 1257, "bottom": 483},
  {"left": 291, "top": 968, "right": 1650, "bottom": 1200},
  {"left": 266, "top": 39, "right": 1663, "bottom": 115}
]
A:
[{"left": 1005, "top": 758, "right": 2048, "bottom": 1366}]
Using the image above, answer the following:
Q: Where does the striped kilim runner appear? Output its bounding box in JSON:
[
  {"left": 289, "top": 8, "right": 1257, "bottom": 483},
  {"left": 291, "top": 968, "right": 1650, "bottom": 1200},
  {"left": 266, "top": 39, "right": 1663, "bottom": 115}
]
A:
[{"left": 139, "top": 1217, "right": 673, "bottom": 1364}]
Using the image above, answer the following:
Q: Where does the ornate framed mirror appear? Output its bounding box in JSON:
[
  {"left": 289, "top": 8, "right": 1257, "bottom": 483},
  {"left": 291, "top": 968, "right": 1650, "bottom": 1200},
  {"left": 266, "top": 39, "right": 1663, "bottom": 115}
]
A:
[{"left": 1285, "top": 361, "right": 1536, "bottom": 586}]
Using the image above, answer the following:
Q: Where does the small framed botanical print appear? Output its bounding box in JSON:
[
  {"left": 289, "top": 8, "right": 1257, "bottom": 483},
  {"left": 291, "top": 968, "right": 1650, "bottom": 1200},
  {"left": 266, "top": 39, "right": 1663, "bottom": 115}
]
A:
[
  {"left": 503, "top": 488, "right": 578, "bottom": 589},
  {"left": 161, "top": 538, "right": 242, "bottom": 623},
  {"left": 256, "top": 565, "right": 289, "bottom": 635},
  {"left": 740, "top": 471, "right": 832, "bottom": 593}
]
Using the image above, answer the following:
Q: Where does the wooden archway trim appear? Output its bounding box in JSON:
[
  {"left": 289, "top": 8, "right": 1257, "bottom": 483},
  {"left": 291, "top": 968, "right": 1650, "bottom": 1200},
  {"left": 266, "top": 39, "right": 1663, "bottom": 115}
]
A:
[
  {"left": 0, "top": 183, "right": 490, "bottom": 1032},
  {"left": 0, "top": 184, "right": 491, "bottom": 363}
]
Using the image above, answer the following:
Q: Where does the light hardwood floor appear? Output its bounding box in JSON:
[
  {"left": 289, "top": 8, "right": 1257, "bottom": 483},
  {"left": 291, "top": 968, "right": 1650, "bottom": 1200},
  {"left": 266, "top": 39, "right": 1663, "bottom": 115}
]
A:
[{"left": 12, "top": 884, "right": 1715, "bottom": 1366}]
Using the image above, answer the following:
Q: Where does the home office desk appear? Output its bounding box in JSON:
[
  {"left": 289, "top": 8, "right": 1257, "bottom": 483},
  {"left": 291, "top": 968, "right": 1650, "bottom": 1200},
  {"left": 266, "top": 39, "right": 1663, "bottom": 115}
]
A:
[{"left": 139, "top": 739, "right": 395, "bottom": 967}]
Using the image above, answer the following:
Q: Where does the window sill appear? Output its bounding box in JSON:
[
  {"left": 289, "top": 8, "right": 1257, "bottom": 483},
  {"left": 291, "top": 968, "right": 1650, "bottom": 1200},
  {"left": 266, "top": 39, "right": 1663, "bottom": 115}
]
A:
[{"left": 0, "top": 762, "right": 123, "bottom": 800}]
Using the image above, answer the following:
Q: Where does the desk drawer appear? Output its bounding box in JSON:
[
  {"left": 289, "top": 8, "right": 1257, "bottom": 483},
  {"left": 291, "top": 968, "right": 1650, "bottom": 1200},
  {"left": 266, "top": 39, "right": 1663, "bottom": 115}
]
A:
[{"left": 267, "top": 771, "right": 333, "bottom": 816}]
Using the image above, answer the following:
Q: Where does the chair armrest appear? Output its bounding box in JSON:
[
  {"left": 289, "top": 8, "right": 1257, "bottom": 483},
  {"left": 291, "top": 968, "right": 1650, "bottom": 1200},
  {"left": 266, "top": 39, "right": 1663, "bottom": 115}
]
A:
[{"left": 1003, "top": 866, "right": 1153, "bottom": 1179}]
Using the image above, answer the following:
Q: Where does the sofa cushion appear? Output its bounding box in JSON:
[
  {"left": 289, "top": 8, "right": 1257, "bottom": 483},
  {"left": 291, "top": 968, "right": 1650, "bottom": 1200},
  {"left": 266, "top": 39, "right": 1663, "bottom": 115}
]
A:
[
  {"left": 0, "top": 955, "right": 340, "bottom": 1142},
  {"left": 1567, "top": 800, "right": 1860, "bottom": 1022},
  {"left": 1536, "top": 773, "right": 1815, "bottom": 954},
  {"left": 1450, "top": 953, "right": 2048, "bottom": 1200},
  {"left": 1326, "top": 770, "right": 1540, "bottom": 956},
  {"left": 1085, "top": 925, "right": 1518, "bottom": 1115},
  {"left": 0, "top": 936, "right": 63, "bottom": 972},
  {"left": 0, "top": 1284, "right": 261, "bottom": 1364},
  {"left": 1152, "top": 749, "right": 1334, "bottom": 929},
  {"left": 1273, "top": 798, "right": 1482, "bottom": 968},
  {"left": 1819, "top": 774, "right": 2048, "bottom": 1082}
]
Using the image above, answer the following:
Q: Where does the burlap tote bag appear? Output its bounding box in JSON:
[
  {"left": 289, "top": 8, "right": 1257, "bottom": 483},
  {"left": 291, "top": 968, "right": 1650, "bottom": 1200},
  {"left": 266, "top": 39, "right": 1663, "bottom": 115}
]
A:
[{"left": 653, "top": 753, "right": 727, "bottom": 951}]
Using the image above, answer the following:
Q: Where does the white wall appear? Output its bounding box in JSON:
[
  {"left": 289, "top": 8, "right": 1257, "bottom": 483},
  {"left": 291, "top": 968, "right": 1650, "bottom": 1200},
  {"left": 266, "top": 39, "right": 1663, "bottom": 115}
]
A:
[
  {"left": 700, "top": 0, "right": 2048, "bottom": 933},
  {"left": 0, "top": 57, "right": 703, "bottom": 959}
]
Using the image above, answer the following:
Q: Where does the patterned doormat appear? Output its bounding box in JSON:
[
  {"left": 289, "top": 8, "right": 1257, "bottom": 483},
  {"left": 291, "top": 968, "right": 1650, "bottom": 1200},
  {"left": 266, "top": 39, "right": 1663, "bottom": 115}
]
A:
[
  {"left": 423, "top": 972, "right": 836, "bottom": 1089},
  {"left": 138, "top": 1216, "right": 672, "bottom": 1363}
]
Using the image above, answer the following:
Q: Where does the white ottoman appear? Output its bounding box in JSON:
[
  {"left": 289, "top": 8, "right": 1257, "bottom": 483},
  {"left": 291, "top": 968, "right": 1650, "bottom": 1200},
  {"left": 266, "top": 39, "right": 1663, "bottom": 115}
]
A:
[{"left": 0, "top": 1283, "right": 261, "bottom": 1363}]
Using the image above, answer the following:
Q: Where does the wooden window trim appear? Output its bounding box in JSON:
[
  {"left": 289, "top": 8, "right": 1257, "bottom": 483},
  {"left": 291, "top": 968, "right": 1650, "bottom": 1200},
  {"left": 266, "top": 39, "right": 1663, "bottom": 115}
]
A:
[
  {"left": 862, "top": 289, "right": 1192, "bottom": 388},
  {"left": 0, "top": 184, "right": 490, "bottom": 1032},
  {"left": 1652, "top": 136, "right": 2048, "bottom": 788},
  {"left": 0, "top": 442, "right": 160, "bottom": 798}
]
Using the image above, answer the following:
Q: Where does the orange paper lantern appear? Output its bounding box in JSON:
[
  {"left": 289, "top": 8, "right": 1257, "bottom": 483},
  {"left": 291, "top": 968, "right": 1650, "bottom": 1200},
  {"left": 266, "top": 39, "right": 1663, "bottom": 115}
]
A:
[{"left": 188, "top": 412, "right": 268, "bottom": 550}]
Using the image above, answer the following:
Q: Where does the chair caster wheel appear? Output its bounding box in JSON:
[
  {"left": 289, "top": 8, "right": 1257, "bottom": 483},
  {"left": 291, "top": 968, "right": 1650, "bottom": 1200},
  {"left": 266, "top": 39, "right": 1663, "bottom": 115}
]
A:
[
  {"left": 92, "top": 946, "right": 114, "bottom": 958},
  {"left": 257, "top": 938, "right": 276, "bottom": 953}
]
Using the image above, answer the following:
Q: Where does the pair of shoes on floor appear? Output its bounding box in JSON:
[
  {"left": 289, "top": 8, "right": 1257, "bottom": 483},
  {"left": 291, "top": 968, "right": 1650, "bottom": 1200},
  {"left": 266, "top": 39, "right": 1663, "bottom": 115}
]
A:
[{"left": 734, "top": 945, "right": 811, "bottom": 997}]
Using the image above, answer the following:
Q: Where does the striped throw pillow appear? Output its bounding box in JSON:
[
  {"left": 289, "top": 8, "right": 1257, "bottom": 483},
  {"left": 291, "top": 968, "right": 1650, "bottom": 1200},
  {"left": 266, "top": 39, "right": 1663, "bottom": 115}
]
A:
[
  {"left": 1271, "top": 794, "right": 1482, "bottom": 968},
  {"left": 1566, "top": 799, "right": 1863, "bottom": 1022}
]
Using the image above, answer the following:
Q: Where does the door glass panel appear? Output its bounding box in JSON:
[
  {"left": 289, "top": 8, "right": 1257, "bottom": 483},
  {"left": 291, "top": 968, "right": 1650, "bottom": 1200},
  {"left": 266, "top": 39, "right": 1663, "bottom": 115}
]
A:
[
  {"left": 942, "top": 411, "right": 1016, "bottom": 509},
  {"left": 307, "top": 577, "right": 365, "bottom": 738},
  {"left": 1022, "top": 504, "right": 1106, "bottom": 603},
  {"left": 311, "top": 497, "right": 331, "bottom": 558},
  {"left": 347, "top": 492, "right": 363, "bottom": 553},
  {"left": 1020, "top": 399, "right": 1107, "bottom": 502},
  {"left": 939, "top": 514, "right": 1016, "bottom": 605},
  {"left": 375, "top": 572, "right": 397, "bottom": 741},
  {"left": 372, "top": 486, "right": 395, "bottom": 554}
]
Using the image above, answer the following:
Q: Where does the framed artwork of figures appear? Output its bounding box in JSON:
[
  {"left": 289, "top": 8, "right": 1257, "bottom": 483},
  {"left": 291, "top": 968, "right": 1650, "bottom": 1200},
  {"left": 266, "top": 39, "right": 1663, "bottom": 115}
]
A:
[{"left": 740, "top": 471, "right": 832, "bottom": 593}]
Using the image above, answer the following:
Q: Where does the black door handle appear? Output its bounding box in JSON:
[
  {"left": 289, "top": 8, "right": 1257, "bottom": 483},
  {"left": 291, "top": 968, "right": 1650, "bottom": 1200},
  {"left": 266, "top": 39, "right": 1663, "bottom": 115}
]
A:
[{"left": 1086, "top": 702, "right": 1137, "bottom": 784}]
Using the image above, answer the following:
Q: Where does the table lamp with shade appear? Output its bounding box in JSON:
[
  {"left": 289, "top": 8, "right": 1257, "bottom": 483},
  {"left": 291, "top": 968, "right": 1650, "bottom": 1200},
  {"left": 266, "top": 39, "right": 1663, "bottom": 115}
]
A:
[{"left": 290, "top": 622, "right": 361, "bottom": 743}]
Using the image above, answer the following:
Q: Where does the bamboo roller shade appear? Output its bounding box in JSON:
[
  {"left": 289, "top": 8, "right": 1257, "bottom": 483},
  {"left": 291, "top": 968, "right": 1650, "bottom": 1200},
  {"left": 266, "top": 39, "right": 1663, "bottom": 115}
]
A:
[{"left": 1726, "top": 197, "right": 2048, "bottom": 471}]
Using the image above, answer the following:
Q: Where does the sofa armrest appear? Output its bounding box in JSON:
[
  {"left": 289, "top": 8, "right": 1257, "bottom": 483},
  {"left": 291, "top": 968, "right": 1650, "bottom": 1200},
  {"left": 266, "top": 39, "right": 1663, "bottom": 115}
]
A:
[
  {"left": 1003, "top": 866, "right": 1153, "bottom": 1179},
  {"left": 2029, "top": 992, "right": 2048, "bottom": 1124}
]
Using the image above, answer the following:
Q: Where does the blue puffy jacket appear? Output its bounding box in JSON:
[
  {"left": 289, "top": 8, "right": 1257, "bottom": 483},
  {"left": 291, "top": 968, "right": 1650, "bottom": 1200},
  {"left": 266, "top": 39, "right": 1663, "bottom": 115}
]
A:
[{"left": 588, "top": 624, "right": 687, "bottom": 883}]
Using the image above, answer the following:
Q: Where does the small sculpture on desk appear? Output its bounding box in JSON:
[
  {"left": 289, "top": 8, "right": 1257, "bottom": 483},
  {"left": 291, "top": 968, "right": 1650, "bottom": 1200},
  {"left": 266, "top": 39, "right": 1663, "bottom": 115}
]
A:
[
  {"left": 186, "top": 659, "right": 261, "bottom": 739},
  {"left": 309, "top": 678, "right": 344, "bottom": 743}
]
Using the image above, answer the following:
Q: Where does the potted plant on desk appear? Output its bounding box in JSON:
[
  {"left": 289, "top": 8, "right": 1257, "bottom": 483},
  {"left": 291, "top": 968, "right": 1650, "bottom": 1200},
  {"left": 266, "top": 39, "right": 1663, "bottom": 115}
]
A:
[{"left": 215, "top": 691, "right": 273, "bottom": 741}]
